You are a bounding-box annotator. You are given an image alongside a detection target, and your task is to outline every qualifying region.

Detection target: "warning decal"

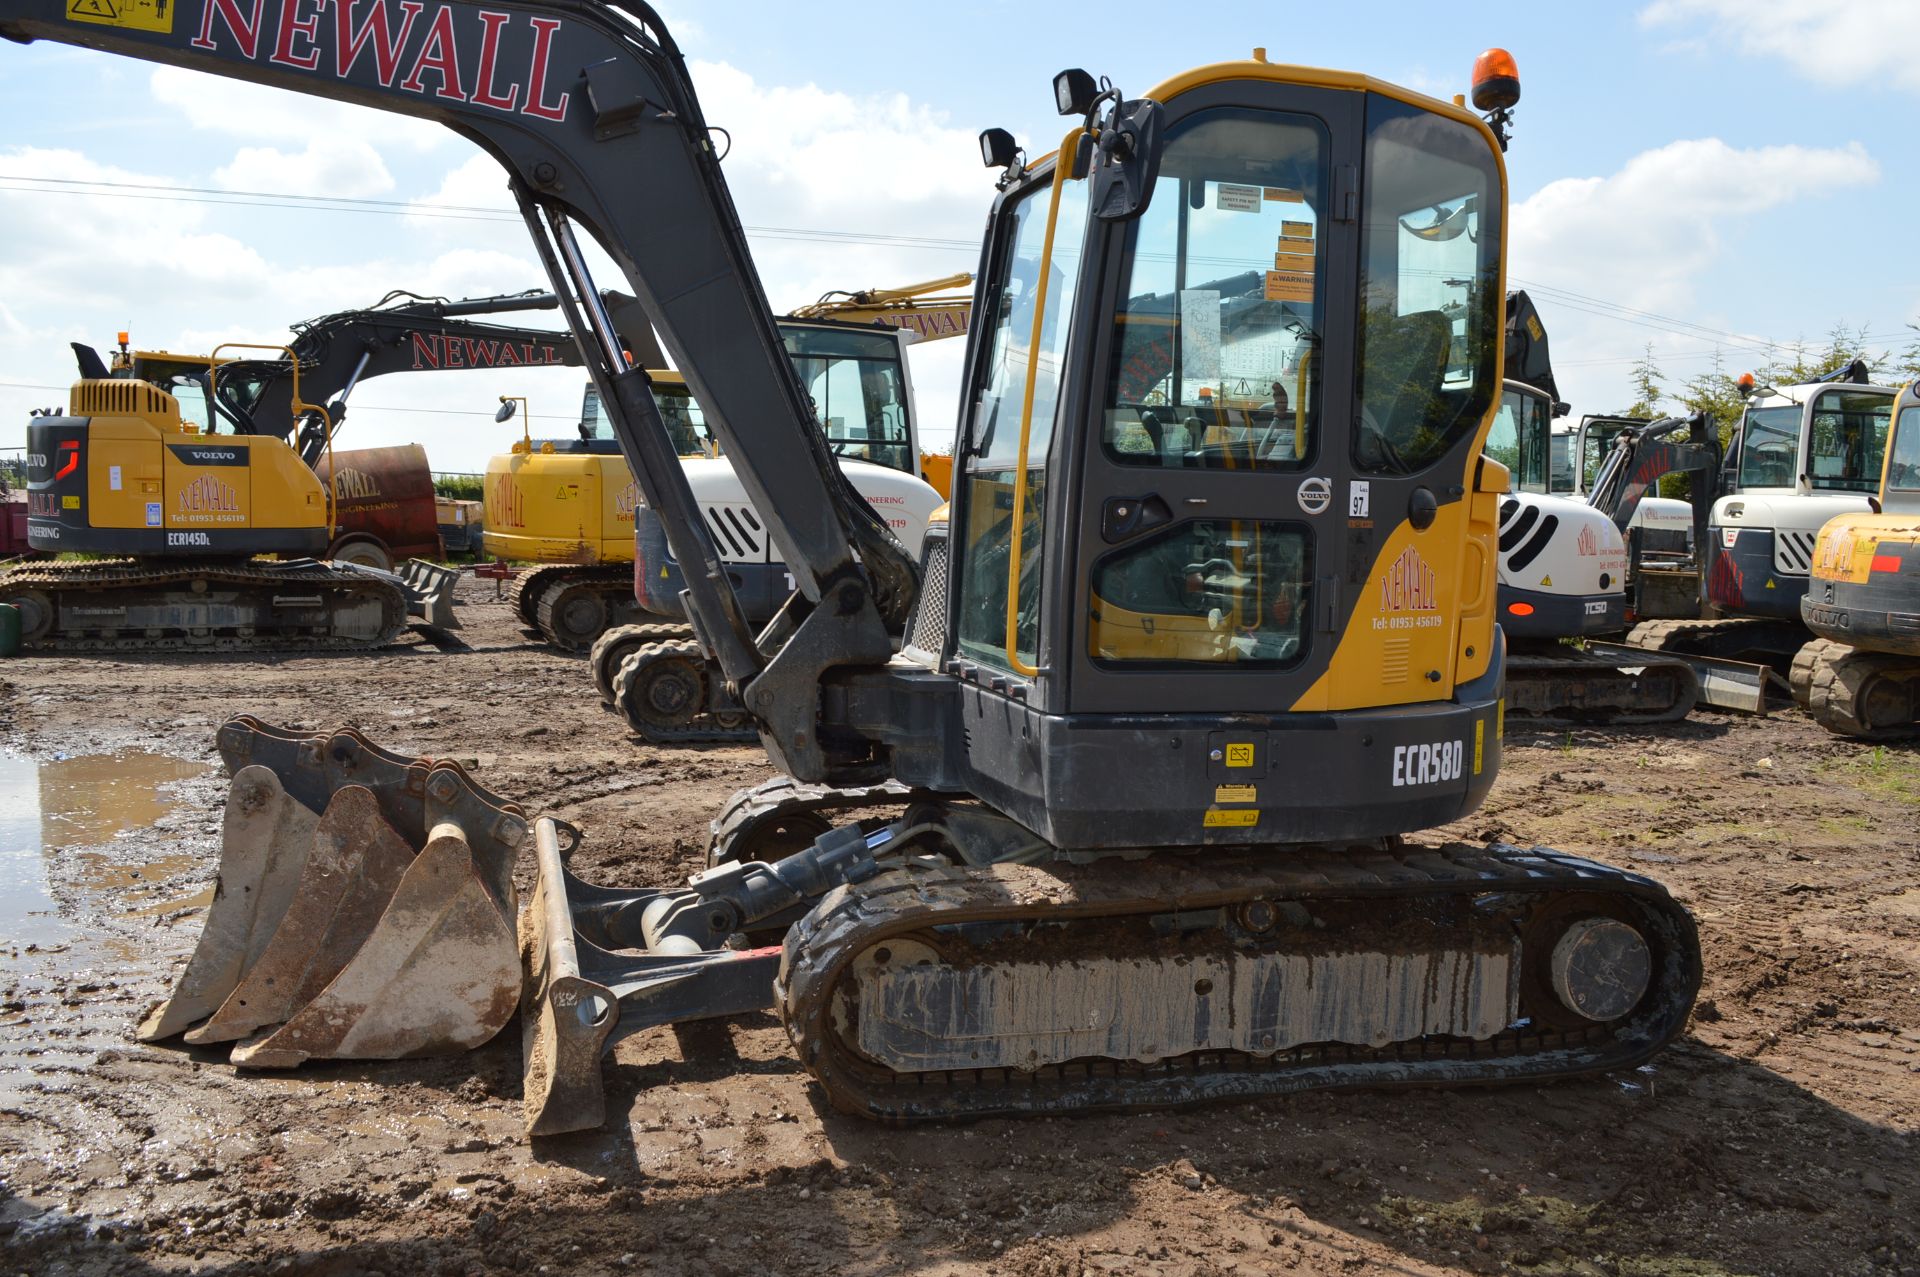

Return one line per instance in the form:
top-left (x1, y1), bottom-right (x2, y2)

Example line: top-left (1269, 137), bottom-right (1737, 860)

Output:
top-left (67, 0), bottom-right (174, 31)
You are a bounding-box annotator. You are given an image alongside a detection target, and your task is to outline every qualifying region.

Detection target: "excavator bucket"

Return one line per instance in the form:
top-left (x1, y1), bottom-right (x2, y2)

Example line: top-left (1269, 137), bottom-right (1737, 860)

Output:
top-left (139, 718), bottom-right (527, 1069)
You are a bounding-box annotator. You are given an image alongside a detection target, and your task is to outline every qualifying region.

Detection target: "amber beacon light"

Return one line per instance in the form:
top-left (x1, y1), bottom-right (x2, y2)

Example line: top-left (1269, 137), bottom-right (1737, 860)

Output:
top-left (1470, 48), bottom-right (1521, 150)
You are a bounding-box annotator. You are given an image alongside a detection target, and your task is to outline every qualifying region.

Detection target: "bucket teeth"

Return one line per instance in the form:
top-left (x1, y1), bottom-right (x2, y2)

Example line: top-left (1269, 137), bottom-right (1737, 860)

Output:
top-left (142, 718), bottom-right (529, 1074)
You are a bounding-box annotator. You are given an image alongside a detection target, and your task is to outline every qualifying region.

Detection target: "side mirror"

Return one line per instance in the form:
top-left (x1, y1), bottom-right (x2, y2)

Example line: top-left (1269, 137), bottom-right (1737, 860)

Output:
top-left (494, 400), bottom-right (517, 423)
top-left (1053, 68), bottom-right (1099, 117)
top-left (1553, 401), bottom-right (1572, 418)
top-left (979, 127), bottom-right (1019, 169)
top-left (1087, 98), bottom-right (1164, 221)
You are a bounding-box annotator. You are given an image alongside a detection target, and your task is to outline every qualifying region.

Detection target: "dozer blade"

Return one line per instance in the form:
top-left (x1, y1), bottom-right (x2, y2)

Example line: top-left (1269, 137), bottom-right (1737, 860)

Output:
top-left (401, 558), bottom-right (462, 631)
top-left (520, 817), bottom-right (781, 1137)
top-left (134, 766), bottom-right (319, 1042)
top-left (143, 718), bottom-right (528, 1068)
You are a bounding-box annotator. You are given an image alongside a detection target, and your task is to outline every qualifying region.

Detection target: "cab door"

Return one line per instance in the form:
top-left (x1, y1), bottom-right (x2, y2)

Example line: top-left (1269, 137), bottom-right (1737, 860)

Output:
top-left (1061, 84), bottom-right (1507, 719)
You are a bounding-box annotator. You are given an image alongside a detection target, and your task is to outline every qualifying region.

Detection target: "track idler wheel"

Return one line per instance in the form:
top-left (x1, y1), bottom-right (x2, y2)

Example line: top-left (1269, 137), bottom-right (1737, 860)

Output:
top-left (536, 582), bottom-right (610, 652)
top-left (1548, 917), bottom-right (1652, 1022)
top-left (0, 587), bottom-right (54, 643)
top-left (614, 641), bottom-right (709, 733)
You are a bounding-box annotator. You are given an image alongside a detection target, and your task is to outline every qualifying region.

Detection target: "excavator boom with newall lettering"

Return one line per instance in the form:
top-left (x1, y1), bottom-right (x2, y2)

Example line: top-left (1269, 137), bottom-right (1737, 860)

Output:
top-left (0, 3), bottom-right (1699, 1134)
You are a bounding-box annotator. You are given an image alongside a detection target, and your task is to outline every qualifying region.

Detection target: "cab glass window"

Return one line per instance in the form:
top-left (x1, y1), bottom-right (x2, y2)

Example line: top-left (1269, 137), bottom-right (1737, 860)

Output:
top-left (784, 326), bottom-right (915, 476)
top-left (1100, 108), bottom-right (1328, 470)
top-left (1806, 388), bottom-right (1890, 493)
top-left (581, 382), bottom-right (713, 456)
top-left (955, 172), bottom-right (1091, 671)
top-left (1736, 405), bottom-right (1801, 488)
top-left (1487, 386), bottom-right (1548, 493)
top-left (1354, 96), bottom-right (1501, 474)
top-left (1890, 404), bottom-right (1920, 491)
top-left (1089, 520), bottom-right (1310, 666)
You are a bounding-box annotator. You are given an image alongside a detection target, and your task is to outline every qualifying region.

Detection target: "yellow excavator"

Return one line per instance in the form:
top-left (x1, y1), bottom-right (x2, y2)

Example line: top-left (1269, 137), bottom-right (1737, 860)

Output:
top-left (1793, 381), bottom-right (1920, 735)
top-left (4, 3), bottom-right (1699, 1138)
top-left (6, 342), bottom-right (428, 651)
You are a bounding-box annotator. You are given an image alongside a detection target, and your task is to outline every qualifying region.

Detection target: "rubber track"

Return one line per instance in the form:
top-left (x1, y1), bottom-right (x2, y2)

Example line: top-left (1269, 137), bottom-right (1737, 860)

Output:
top-left (612, 639), bottom-right (756, 745)
top-left (778, 842), bottom-right (1701, 1122)
top-left (1627, 617), bottom-right (1806, 667)
top-left (590, 622), bottom-right (694, 705)
top-left (1504, 645), bottom-right (1698, 725)
top-left (1794, 638), bottom-right (1920, 738)
top-left (507, 564), bottom-right (578, 629)
top-left (706, 775), bottom-right (950, 868)
top-left (533, 567), bottom-right (640, 651)
top-left (0, 558), bottom-right (408, 653)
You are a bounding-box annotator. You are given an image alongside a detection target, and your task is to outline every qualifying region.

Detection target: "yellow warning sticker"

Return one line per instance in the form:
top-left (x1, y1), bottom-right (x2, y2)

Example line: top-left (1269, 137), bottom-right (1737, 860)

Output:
top-left (1204, 807), bottom-right (1260, 828)
top-left (1281, 220), bottom-right (1314, 239)
top-left (1224, 743), bottom-right (1256, 768)
top-left (1526, 315), bottom-right (1544, 341)
top-left (1264, 187), bottom-right (1306, 203)
top-left (1473, 719), bottom-right (1485, 775)
top-left (1765, 578), bottom-right (1776, 589)
top-left (66, 0), bottom-right (174, 32)
top-left (1214, 784), bottom-right (1257, 804)
top-left (660, 566), bottom-right (670, 578)
top-left (62, 495), bottom-right (80, 509)
top-left (1539, 574), bottom-right (1553, 588)
top-left (1497, 698), bottom-right (1506, 739)
top-left (1264, 270), bottom-right (1314, 303)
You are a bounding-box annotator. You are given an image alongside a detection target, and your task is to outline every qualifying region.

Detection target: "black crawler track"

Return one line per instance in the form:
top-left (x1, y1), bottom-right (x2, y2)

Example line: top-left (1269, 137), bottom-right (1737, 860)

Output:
top-left (777, 842), bottom-right (1701, 1121)
top-left (0, 557), bottom-right (408, 653)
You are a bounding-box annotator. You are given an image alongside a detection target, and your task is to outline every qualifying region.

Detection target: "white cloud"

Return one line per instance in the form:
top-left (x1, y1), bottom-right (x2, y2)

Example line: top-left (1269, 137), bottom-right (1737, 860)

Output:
top-left (1511, 138), bottom-right (1880, 410)
top-left (2, 56), bottom-right (997, 467)
top-left (213, 137), bottom-right (396, 200)
top-left (1640, 1), bottom-right (1920, 92)
top-left (149, 66), bottom-right (448, 153)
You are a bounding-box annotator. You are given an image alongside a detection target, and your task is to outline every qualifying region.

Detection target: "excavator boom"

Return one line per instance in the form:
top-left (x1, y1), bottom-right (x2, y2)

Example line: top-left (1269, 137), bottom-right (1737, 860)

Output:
top-left (186, 287), bottom-right (661, 466)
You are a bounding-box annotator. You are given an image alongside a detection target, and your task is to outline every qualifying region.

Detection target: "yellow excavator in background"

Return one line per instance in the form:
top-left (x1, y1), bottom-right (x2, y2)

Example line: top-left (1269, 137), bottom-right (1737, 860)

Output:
top-left (5, 338), bottom-right (441, 651)
top-left (4, 1), bottom-right (1700, 1141)
top-left (487, 316), bottom-right (945, 650)
top-left (1794, 381), bottom-right (1920, 735)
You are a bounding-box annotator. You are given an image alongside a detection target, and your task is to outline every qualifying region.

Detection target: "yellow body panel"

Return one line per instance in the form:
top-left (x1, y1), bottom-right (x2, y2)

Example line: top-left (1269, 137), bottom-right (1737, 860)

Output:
top-left (919, 453), bottom-right (953, 500)
top-left (1811, 514), bottom-right (1920, 585)
top-left (482, 451), bottom-right (637, 564)
top-left (71, 380), bottom-right (326, 535)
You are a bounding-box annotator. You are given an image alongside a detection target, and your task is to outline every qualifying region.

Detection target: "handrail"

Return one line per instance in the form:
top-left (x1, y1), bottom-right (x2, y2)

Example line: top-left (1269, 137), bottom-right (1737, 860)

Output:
top-left (1003, 129), bottom-right (1084, 678)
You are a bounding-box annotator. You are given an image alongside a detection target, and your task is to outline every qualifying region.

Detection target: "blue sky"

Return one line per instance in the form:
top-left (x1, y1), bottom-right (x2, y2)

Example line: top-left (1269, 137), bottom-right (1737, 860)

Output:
top-left (1, 0), bottom-right (1913, 470)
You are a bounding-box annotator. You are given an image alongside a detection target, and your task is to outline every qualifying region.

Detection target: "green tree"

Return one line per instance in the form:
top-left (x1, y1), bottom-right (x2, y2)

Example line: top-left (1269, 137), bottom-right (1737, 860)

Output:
top-left (1677, 347), bottom-right (1748, 450)
top-left (1622, 343), bottom-right (1664, 417)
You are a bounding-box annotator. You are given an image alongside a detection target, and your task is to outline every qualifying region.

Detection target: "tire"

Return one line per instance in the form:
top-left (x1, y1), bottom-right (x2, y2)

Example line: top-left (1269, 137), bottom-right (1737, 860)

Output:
top-left (328, 538), bottom-right (393, 572)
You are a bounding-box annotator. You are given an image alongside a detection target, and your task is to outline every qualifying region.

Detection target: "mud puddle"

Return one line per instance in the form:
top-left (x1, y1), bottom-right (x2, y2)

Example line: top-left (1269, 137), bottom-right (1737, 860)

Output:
top-left (0, 747), bottom-right (216, 1105)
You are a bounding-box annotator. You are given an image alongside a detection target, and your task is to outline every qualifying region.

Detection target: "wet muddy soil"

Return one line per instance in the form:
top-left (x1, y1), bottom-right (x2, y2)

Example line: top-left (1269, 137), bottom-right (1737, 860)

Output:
top-left (1, 577), bottom-right (1915, 1276)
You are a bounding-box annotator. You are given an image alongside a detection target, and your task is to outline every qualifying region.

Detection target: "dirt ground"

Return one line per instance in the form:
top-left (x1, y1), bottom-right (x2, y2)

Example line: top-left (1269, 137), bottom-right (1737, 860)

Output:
top-left (1, 577), bottom-right (1915, 1277)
